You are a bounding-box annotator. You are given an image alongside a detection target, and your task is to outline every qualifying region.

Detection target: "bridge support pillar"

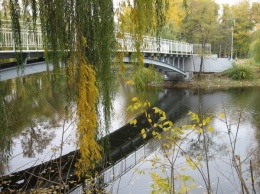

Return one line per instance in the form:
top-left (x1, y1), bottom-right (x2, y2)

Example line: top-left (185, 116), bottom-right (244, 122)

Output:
top-left (160, 55), bottom-right (167, 63)
top-left (169, 56), bottom-right (175, 66)
top-left (23, 54), bottom-right (28, 65)
top-left (183, 56), bottom-right (189, 71)
top-left (183, 55), bottom-right (192, 72)
top-left (182, 57), bottom-right (185, 71)
top-left (165, 56), bottom-right (168, 64)
top-left (173, 56), bottom-right (178, 66)
top-left (185, 72), bottom-right (190, 79)
top-left (161, 55), bottom-right (165, 62)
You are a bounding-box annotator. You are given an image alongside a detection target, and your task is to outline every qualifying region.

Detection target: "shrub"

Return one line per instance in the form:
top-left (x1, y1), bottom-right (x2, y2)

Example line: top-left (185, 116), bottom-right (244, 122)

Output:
top-left (224, 64), bottom-right (258, 81)
top-left (130, 65), bottom-right (164, 88)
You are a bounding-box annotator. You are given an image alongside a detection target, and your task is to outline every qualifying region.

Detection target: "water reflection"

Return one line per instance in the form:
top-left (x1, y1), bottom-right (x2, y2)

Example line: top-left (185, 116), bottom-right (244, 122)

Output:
top-left (107, 87), bottom-right (260, 194)
top-left (0, 72), bottom-right (69, 175)
top-left (21, 126), bottom-right (55, 158)
top-left (1, 69), bottom-right (260, 193)
top-left (0, 71), bottom-right (164, 177)
top-left (182, 131), bottom-right (229, 161)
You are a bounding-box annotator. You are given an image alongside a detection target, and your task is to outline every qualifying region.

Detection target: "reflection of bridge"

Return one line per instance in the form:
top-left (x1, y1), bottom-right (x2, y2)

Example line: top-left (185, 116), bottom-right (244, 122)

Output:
top-left (70, 139), bottom-right (157, 194)
top-left (0, 85), bottom-right (189, 193)
top-left (0, 20), bottom-right (211, 78)
top-left (71, 89), bottom-right (190, 193)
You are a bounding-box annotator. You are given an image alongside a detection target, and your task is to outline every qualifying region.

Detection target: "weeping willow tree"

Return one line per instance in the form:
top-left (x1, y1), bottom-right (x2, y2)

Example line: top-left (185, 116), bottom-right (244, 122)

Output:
top-left (116, 0), bottom-right (168, 93)
top-left (249, 38), bottom-right (260, 63)
top-left (117, 0), bottom-right (168, 43)
top-left (1, 0), bottom-right (169, 179)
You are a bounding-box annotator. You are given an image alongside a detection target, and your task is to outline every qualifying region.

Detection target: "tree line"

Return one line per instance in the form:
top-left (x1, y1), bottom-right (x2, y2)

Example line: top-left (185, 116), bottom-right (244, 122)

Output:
top-left (118, 0), bottom-right (260, 60)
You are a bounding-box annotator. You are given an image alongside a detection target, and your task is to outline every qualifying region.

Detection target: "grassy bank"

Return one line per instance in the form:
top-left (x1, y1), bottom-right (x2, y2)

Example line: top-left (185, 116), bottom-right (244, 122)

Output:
top-left (163, 60), bottom-right (260, 89)
top-left (164, 75), bottom-right (260, 89)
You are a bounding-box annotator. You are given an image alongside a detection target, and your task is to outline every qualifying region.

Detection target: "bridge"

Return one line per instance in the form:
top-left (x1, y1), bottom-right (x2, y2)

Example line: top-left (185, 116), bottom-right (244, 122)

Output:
top-left (0, 20), bottom-right (211, 78)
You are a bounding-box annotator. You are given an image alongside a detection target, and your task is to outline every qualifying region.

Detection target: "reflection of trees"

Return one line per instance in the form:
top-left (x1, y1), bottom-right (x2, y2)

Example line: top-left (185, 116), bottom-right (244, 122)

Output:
top-left (182, 132), bottom-right (228, 161)
top-left (249, 90), bottom-right (260, 192)
top-left (117, 84), bottom-right (161, 123)
top-left (1, 73), bottom-right (67, 133)
top-left (230, 87), bottom-right (260, 192)
top-left (0, 81), bottom-right (14, 175)
top-left (0, 72), bottom-right (72, 173)
top-left (21, 126), bottom-right (55, 158)
top-left (0, 138), bottom-right (12, 175)
top-left (250, 94), bottom-right (260, 193)
top-left (248, 143), bottom-right (260, 193)
top-left (254, 111), bottom-right (260, 192)
top-left (253, 147), bottom-right (260, 193)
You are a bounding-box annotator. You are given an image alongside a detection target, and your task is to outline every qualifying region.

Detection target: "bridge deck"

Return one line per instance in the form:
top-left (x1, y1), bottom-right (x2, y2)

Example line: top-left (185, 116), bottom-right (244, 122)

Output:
top-left (0, 20), bottom-right (211, 56)
top-left (0, 21), bottom-right (211, 76)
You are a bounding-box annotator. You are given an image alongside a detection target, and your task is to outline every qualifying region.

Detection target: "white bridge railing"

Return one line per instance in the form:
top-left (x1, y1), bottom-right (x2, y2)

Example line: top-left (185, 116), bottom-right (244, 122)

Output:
top-left (0, 20), bottom-right (210, 55)
top-left (0, 20), bottom-right (43, 51)
top-left (116, 33), bottom-right (194, 54)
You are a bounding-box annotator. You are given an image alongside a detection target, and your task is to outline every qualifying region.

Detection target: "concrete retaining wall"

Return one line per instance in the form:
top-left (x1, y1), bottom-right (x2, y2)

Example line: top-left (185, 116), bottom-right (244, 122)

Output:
top-left (192, 54), bottom-right (232, 73)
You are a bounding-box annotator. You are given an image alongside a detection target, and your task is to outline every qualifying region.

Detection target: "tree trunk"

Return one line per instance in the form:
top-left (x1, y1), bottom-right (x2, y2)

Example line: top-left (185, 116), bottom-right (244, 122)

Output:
top-left (198, 55), bottom-right (204, 78)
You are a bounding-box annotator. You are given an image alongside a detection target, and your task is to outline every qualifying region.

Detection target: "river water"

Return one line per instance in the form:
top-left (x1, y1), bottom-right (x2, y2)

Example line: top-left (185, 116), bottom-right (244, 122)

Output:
top-left (0, 71), bottom-right (259, 193)
top-left (106, 87), bottom-right (260, 194)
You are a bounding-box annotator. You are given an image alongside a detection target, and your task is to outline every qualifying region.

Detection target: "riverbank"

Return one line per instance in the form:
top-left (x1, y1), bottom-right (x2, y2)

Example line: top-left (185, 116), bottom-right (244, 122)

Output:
top-left (162, 59), bottom-right (260, 89)
top-left (163, 72), bottom-right (260, 89)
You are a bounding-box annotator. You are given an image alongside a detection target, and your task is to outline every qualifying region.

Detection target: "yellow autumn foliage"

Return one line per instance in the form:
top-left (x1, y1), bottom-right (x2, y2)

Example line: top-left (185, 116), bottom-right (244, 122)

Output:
top-left (166, 0), bottom-right (185, 26)
top-left (74, 35), bottom-right (102, 178)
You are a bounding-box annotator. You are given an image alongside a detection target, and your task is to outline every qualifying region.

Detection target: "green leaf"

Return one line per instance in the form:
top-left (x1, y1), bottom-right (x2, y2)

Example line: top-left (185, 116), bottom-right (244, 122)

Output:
top-left (202, 116), bottom-right (211, 126)
top-left (163, 121), bottom-right (169, 126)
top-left (159, 117), bottom-right (166, 121)
top-left (198, 128), bottom-right (203, 134)
top-left (190, 112), bottom-right (200, 123)
top-left (218, 113), bottom-right (225, 119)
top-left (162, 167), bottom-right (166, 174)
top-left (130, 119), bottom-right (137, 125)
top-left (182, 175), bottom-right (191, 181)
top-left (126, 80), bottom-right (135, 85)
top-left (131, 97), bottom-right (138, 102)
top-left (168, 121), bottom-right (173, 127)
top-left (163, 127), bottom-right (169, 132)
top-left (153, 107), bottom-right (159, 113)
top-left (207, 126), bottom-right (214, 132)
